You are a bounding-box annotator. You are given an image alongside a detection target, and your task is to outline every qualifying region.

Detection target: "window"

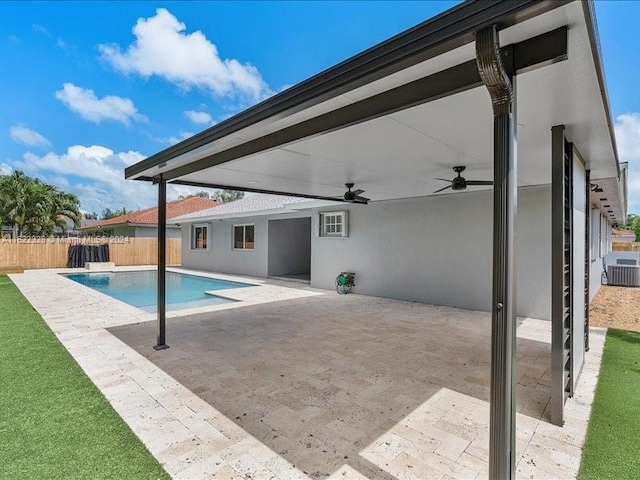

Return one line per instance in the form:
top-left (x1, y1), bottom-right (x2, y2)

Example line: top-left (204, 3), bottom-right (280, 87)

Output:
top-left (600, 215), bottom-right (608, 257)
top-left (320, 211), bottom-right (348, 237)
top-left (191, 224), bottom-right (208, 250)
top-left (233, 224), bottom-right (255, 250)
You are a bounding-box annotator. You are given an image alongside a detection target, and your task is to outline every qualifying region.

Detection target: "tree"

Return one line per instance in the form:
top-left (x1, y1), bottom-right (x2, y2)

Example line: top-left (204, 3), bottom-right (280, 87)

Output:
top-left (177, 189), bottom-right (244, 203)
top-left (622, 213), bottom-right (638, 229)
top-left (619, 213), bottom-right (640, 241)
top-left (0, 170), bottom-right (81, 236)
top-left (178, 191), bottom-right (210, 200)
top-left (212, 189), bottom-right (244, 204)
top-left (84, 212), bottom-right (98, 220)
top-left (101, 207), bottom-right (130, 220)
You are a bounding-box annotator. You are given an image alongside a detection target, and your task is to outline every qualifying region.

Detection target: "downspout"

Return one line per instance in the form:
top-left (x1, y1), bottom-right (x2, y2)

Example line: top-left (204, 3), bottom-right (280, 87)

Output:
top-left (476, 25), bottom-right (517, 480)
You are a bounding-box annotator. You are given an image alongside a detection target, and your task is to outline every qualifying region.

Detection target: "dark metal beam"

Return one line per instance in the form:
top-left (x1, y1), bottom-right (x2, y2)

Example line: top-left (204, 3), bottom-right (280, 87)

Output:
top-left (154, 176), bottom-right (169, 350)
top-left (125, 0), bottom-right (566, 180)
top-left (476, 25), bottom-right (517, 479)
top-left (149, 177), bottom-right (349, 203)
top-left (139, 27), bottom-right (566, 184)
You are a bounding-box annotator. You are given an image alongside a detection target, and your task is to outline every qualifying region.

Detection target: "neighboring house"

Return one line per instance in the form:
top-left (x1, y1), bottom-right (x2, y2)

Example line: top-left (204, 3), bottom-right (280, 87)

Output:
top-left (127, 0), bottom-right (628, 437)
top-left (79, 197), bottom-right (218, 238)
top-left (612, 228), bottom-right (636, 244)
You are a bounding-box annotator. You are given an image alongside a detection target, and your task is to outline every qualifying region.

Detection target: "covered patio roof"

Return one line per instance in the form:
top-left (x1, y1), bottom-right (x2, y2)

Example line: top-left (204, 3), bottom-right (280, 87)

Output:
top-left (125, 1), bottom-right (624, 477)
top-left (126, 0), bottom-right (623, 222)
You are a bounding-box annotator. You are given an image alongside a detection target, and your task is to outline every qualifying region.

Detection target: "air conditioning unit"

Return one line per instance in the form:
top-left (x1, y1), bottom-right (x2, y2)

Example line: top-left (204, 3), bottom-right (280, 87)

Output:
top-left (608, 265), bottom-right (640, 287)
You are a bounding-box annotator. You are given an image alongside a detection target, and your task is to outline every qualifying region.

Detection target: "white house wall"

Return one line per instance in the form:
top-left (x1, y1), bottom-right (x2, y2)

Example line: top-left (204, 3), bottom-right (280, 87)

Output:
top-left (310, 185), bottom-right (553, 320)
top-left (180, 216), bottom-right (269, 278)
top-left (180, 211), bottom-right (315, 278)
top-left (588, 207), bottom-right (612, 302)
top-left (176, 185), bottom-right (615, 322)
top-left (572, 158), bottom-right (587, 384)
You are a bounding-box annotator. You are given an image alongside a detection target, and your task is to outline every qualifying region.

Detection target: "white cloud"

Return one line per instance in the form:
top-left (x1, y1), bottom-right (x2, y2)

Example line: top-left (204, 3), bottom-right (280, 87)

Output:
top-left (184, 110), bottom-right (213, 125)
top-left (614, 113), bottom-right (640, 215)
top-left (32, 24), bottom-right (51, 37)
top-left (0, 163), bottom-right (12, 175)
top-left (10, 145), bottom-right (204, 212)
top-left (99, 8), bottom-right (271, 101)
top-left (9, 125), bottom-right (51, 148)
top-left (55, 83), bottom-right (146, 124)
top-left (32, 24), bottom-right (66, 49)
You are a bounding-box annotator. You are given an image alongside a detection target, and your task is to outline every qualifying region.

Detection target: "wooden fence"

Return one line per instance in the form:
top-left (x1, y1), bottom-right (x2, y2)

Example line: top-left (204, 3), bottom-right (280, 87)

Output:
top-left (613, 242), bottom-right (640, 252)
top-left (0, 237), bottom-right (181, 269)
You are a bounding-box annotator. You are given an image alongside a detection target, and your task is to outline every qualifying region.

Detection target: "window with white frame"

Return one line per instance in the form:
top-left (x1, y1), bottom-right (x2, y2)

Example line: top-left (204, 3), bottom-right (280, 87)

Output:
top-left (319, 211), bottom-right (348, 237)
top-left (600, 215), bottom-right (608, 257)
top-left (191, 224), bottom-right (208, 249)
top-left (233, 224), bottom-right (255, 250)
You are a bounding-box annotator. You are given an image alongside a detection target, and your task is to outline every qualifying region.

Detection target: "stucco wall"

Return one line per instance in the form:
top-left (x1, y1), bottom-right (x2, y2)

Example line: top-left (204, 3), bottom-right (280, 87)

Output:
top-left (268, 218), bottom-right (311, 276)
top-left (180, 217), bottom-right (270, 278)
top-left (310, 186), bottom-right (553, 320)
top-left (572, 158), bottom-right (587, 381)
top-left (589, 208), bottom-right (613, 301)
top-left (179, 187), bottom-right (559, 320)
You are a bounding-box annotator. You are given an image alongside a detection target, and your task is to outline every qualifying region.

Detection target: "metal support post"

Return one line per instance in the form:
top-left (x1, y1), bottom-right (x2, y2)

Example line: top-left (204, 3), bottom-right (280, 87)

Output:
top-left (154, 175), bottom-right (169, 350)
top-left (476, 25), bottom-right (517, 480)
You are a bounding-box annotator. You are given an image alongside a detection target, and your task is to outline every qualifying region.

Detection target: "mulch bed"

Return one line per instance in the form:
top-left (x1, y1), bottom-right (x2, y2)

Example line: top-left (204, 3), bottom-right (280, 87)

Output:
top-left (590, 285), bottom-right (640, 332)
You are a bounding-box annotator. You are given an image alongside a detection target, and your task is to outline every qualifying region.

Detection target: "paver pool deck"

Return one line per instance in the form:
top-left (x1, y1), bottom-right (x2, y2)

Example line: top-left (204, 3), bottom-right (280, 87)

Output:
top-left (10, 267), bottom-right (604, 479)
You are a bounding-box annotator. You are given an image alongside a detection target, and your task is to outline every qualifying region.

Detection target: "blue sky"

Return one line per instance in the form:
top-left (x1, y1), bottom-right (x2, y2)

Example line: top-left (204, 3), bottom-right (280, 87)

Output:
top-left (1, 1), bottom-right (639, 215)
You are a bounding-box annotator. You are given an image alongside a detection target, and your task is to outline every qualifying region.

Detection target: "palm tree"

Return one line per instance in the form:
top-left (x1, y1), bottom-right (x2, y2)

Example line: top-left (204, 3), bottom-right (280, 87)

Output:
top-left (0, 171), bottom-right (29, 237)
top-left (0, 171), bottom-right (81, 237)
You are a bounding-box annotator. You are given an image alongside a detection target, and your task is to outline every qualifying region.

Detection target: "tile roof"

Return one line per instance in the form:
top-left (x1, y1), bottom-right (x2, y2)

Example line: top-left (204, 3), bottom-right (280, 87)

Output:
top-left (171, 194), bottom-right (323, 222)
top-left (80, 197), bottom-right (219, 229)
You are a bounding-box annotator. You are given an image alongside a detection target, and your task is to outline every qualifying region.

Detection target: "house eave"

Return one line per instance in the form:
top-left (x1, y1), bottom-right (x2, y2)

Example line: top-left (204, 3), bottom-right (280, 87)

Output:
top-left (125, 0), bottom-right (567, 181)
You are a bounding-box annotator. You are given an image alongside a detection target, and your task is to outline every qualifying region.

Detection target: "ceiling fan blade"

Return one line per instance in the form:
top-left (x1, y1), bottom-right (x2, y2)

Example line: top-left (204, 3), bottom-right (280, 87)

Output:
top-left (434, 178), bottom-right (452, 183)
top-left (465, 180), bottom-right (494, 186)
top-left (354, 195), bottom-right (369, 204)
top-left (433, 185), bottom-right (452, 193)
top-left (352, 189), bottom-right (365, 196)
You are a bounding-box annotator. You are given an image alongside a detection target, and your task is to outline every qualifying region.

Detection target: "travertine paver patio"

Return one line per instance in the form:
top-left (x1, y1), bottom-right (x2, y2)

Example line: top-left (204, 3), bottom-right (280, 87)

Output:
top-left (10, 268), bottom-right (604, 479)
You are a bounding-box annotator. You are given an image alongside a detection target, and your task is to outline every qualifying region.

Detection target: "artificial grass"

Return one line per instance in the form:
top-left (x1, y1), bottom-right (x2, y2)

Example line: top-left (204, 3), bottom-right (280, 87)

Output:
top-left (0, 275), bottom-right (169, 479)
top-left (578, 328), bottom-right (640, 480)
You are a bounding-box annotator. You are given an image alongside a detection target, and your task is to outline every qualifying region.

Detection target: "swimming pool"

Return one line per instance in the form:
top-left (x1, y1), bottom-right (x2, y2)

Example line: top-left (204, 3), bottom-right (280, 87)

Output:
top-left (63, 270), bottom-right (252, 312)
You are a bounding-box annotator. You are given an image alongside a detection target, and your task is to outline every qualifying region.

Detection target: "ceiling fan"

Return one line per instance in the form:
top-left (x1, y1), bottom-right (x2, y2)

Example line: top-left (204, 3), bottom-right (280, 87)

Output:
top-left (433, 166), bottom-right (493, 193)
top-left (342, 183), bottom-right (369, 204)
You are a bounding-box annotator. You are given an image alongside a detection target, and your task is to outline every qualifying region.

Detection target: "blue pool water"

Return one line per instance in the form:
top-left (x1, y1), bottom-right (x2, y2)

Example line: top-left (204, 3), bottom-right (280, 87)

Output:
top-left (63, 270), bottom-right (252, 312)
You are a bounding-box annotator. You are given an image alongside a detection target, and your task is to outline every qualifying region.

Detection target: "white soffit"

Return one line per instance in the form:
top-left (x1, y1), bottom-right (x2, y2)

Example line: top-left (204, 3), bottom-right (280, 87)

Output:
top-left (155, 1), bottom-right (617, 208)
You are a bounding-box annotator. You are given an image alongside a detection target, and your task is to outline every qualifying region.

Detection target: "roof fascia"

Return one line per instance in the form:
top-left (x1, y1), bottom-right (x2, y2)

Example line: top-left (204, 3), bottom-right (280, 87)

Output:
top-left (581, 0), bottom-right (621, 178)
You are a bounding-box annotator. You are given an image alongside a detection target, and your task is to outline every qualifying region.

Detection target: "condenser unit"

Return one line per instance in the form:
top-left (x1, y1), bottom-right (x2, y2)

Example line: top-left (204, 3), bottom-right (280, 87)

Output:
top-left (607, 265), bottom-right (640, 287)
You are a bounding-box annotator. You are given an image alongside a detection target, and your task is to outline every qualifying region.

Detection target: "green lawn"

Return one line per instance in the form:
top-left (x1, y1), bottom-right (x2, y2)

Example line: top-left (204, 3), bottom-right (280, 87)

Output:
top-left (578, 328), bottom-right (640, 479)
top-left (0, 275), bottom-right (169, 479)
